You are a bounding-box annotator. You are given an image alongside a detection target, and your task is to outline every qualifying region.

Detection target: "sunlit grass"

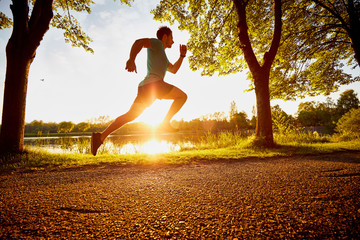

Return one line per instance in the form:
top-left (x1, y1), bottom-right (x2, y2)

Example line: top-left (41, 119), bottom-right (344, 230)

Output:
top-left (1, 131), bottom-right (359, 172)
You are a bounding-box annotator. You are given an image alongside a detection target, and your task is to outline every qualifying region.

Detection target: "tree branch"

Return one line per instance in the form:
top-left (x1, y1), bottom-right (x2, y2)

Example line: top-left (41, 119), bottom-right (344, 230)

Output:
top-left (233, 0), bottom-right (260, 73)
top-left (9, 0), bottom-right (29, 47)
top-left (210, 7), bottom-right (234, 43)
top-left (28, 0), bottom-right (54, 55)
top-left (263, 0), bottom-right (282, 69)
top-left (311, 0), bottom-right (350, 32)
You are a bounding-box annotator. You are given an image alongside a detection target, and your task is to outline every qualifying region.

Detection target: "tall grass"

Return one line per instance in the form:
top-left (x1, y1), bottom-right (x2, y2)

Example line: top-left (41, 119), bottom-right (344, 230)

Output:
top-left (197, 131), bottom-right (335, 149)
top-left (274, 131), bottom-right (331, 144)
top-left (197, 132), bottom-right (247, 149)
top-left (1, 131), bottom-right (359, 172)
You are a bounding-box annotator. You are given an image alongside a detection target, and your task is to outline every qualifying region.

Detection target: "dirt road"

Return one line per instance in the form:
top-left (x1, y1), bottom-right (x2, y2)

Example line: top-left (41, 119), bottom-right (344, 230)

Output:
top-left (1, 152), bottom-right (359, 239)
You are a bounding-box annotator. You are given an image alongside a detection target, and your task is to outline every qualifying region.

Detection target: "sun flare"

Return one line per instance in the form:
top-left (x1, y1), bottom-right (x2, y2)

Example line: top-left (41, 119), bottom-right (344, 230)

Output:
top-left (135, 100), bottom-right (170, 127)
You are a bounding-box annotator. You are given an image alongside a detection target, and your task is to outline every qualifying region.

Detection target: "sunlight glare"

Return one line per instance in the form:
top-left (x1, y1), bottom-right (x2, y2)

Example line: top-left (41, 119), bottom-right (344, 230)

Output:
top-left (103, 138), bottom-right (181, 154)
top-left (135, 100), bottom-right (170, 127)
top-left (142, 139), bottom-right (180, 154)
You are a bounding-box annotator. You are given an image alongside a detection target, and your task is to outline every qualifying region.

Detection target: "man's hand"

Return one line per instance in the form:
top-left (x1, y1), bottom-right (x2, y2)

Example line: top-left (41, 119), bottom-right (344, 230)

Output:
top-left (125, 59), bottom-right (137, 73)
top-left (180, 44), bottom-right (187, 57)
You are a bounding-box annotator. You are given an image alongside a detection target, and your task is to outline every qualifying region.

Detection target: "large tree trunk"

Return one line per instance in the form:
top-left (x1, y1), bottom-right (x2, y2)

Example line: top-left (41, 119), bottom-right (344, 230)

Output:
top-left (253, 69), bottom-right (274, 147)
top-left (233, 0), bottom-right (281, 147)
top-left (0, 0), bottom-right (53, 153)
top-left (348, 0), bottom-right (360, 67)
top-left (0, 39), bottom-right (32, 152)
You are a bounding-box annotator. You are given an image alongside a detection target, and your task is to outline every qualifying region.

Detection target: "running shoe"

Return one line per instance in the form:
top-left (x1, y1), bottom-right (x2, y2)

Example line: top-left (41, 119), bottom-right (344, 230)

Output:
top-left (91, 132), bottom-right (103, 156)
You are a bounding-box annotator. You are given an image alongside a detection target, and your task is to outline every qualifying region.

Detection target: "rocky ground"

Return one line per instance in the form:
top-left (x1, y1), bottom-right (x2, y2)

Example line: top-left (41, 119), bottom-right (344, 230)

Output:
top-left (1, 151), bottom-right (359, 239)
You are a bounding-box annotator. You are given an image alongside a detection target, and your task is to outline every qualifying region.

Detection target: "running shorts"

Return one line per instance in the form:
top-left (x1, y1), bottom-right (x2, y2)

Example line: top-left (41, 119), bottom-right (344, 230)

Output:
top-left (133, 80), bottom-right (175, 107)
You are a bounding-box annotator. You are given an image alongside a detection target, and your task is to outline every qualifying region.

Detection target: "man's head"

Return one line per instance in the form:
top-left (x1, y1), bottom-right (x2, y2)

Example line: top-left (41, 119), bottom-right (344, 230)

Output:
top-left (157, 26), bottom-right (174, 49)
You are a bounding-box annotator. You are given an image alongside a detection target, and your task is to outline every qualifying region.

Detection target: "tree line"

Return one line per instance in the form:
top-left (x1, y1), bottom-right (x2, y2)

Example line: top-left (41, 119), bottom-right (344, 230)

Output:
top-left (22, 89), bottom-right (359, 137)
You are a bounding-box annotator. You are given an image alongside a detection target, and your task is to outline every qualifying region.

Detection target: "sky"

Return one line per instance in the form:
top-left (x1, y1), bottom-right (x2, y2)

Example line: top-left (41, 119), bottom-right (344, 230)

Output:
top-left (0, 0), bottom-right (359, 125)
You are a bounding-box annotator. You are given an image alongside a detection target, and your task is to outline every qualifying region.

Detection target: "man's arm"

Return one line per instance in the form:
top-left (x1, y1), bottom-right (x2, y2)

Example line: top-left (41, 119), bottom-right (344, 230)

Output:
top-left (125, 38), bottom-right (151, 73)
top-left (168, 44), bottom-right (187, 74)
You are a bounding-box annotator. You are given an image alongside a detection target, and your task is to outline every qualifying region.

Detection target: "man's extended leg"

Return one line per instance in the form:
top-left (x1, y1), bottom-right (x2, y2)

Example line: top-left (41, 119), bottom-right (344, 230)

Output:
top-left (160, 86), bottom-right (187, 131)
top-left (91, 102), bottom-right (147, 155)
top-left (100, 103), bottom-right (147, 142)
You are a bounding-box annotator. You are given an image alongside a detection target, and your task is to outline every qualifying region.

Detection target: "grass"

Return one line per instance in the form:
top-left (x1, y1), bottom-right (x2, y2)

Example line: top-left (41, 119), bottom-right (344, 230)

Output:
top-left (24, 132), bottom-right (92, 137)
top-left (1, 132), bottom-right (360, 172)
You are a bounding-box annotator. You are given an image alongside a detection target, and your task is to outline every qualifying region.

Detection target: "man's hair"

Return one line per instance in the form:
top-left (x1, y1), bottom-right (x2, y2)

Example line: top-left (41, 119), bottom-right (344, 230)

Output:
top-left (156, 26), bottom-right (172, 40)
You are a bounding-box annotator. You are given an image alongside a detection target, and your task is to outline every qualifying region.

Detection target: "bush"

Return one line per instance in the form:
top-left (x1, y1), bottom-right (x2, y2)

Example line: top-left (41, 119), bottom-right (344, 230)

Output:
top-left (274, 131), bottom-right (330, 144)
top-left (335, 108), bottom-right (360, 138)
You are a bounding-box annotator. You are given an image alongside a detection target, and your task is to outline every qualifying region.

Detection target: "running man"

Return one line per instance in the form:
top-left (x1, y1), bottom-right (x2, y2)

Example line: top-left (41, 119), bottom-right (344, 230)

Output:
top-left (91, 26), bottom-right (188, 156)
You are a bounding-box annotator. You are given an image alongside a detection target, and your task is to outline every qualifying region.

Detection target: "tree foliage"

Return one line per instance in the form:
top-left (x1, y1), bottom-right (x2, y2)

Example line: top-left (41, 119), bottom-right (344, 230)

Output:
top-left (297, 101), bottom-right (336, 128)
top-left (336, 89), bottom-right (360, 116)
top-left (152, 0), bottom-right (272, 76)
top-left (271, 0), bottom-right (360, 100)
top-left (57, 121), bottom-right (75, 133)
top-left (335, 108), bottom-right (360, 137)
top-left (50, 0), bottom-right (96, 53)
top-left (229, 101), bottom-right (250, 130)
top-left (152, 0), bottom-right (359, 101)
top-left (310, 0), bottom-right (360, 66)
top-left (76, 122), bottom-right (90, 132)
top-left (1, 0), bottom-right (133, 53)
top-left (0, 12), bottom-right (12, 30)
top-left (271, 104), bottom-right (296, 134)
top-left (296, 89), bottom-right (360, 133)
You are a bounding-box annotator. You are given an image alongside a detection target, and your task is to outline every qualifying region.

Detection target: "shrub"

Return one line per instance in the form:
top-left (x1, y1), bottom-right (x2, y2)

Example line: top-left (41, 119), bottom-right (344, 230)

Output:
top-left (274, 131), bottom-right (330, 144)
top-left (335, 108), bottom-right (360, 138)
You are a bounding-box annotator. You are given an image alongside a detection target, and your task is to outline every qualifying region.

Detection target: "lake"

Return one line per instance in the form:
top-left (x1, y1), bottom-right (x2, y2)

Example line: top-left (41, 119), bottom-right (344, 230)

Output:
top-left (24, 133), bottom-right (203, 154)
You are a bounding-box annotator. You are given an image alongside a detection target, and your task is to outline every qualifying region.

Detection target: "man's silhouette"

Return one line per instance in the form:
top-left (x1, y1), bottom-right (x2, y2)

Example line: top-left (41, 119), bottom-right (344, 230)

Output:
top-left (91, 26), bottom-right (187, 156)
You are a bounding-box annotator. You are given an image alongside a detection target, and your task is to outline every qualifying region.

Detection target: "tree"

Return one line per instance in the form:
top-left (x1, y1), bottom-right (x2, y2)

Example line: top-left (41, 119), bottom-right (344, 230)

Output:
top-left (0, 0), bottom-right (132, 153)
top-left (230, 101), bottom-right (250, 131)
top-left (153, 0), bottom-right (282, 147)
top-left (57, 121), bottom-right (75, 134)
top-left (25, 120), bottom-right (44, 134)
top-left (229, 101), bottom-right (238, 121)
top-left (297, 101), bottom-right (335, 127)
top-left (335, 108), bottom-right (360, 137)
top-left (76, 122), bottom-right (90, 132)
top-left (271, 105), bottom-right (294, 134)
top-left (297, 102), bottom-right (318, 127)
top-left (233, 111), bottom-right (250, 130)
top-left (336, 89), bottom-right (360, 116)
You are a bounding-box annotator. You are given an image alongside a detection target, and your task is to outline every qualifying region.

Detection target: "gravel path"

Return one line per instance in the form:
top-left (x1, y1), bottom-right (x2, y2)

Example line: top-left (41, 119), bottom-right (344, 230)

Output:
top-left (1, 152), bottom-right (360, 239)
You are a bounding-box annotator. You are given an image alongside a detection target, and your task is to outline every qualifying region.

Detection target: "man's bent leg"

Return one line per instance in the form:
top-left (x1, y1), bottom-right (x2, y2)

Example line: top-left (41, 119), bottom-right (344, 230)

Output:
top-left (161, 86), bottom-right (187, 128)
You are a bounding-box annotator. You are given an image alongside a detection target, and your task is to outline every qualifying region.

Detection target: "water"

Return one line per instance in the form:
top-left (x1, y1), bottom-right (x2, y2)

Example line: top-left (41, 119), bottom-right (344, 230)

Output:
top-left (24, 133), bottom-right (201, 154)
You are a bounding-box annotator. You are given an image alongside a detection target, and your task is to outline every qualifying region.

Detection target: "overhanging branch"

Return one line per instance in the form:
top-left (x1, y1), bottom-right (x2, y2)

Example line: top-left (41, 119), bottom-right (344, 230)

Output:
top-left (28, 0), bottom-right (54, 55)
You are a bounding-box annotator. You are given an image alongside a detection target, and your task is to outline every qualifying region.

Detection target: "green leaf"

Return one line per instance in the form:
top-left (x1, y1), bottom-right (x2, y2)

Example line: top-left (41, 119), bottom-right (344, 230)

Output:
top-left (0, 12), bottom-right (12, 30)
